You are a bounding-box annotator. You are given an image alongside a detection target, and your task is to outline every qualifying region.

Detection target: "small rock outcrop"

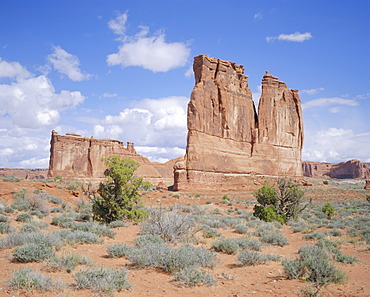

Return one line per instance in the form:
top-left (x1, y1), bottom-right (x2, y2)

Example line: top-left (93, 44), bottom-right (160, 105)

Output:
top-left (365, 180), bottom-right (370, 190)
top-left (302, 160), bottom-right (370, 179)
top-left (47, 131), bottom-right (173, 182)
top-left (174, 55), bottom-right (304, 190)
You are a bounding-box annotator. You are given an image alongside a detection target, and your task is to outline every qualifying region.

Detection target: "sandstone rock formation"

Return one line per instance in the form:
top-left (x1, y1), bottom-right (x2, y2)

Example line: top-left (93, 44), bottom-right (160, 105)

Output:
top-left (174, 55), bottom-right (304, 190)
top-left (303, 160), bottom-right (370, 179)
top-left (365, 180), bottom-right (370, 190)
top-left (48, 130), bottom-right (174, 183)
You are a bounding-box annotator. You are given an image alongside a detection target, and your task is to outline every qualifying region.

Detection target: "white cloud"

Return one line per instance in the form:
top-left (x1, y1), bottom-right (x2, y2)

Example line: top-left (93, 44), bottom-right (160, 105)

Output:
top-left (108, 12), bottom-right (128, 35)
top-left (0, 71), bottom-right (85, 128)
top-left (302, 97), bottom-right (359, 110)
top-left (19, 157), bottom-right (49, 168)
top-left (303, 128), bottom-right (370, 163)
top-left (266, 32), bottom-right (313, 43)
top-left (0, 58), bottom-right (32, 79)
top-left (301, 87), bottom-right (325, 95)
top-left (254, 13), bottom-right (263, 20)
top-left (93, 96), bottom-right (188, 152)
top-left (46, 46), bottom-right (92, 81)
top-left (107, 12), bottom-right (190, 72)
top-left (101, 92), bottom-right (118, 98)
top-left (0, 148), bottom-right (14, 156)
top-left (185, 65), bottom-right (193, 78)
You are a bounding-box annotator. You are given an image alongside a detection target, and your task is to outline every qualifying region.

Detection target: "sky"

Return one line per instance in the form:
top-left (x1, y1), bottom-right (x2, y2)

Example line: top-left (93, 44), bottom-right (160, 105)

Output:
top-left (0, 0), bottom-right (369, 168)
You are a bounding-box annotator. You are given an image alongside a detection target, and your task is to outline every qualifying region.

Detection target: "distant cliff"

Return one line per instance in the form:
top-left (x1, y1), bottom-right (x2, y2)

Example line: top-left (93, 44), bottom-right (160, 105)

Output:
top-left (302, 159), bottom-right (370, 179)
top-left (47, 130), bottom-right (174, 182)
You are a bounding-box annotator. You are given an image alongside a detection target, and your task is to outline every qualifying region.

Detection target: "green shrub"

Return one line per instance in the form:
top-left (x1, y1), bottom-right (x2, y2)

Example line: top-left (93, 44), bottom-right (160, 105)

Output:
top-left (203, 228), bottom-right (221, 238)
top-left (92, 156), bottom-right (147, 223)
top-left (71, 222), bottom-right (116, 238)
top-left (135, 234), bottom-right (165, 247)
top-left (73, 266), bottom-right (131, 294)
top-left (65, 230), bottom-right (103, 245)
top-left (13, 243), bottom-right (55, 262)
top-left (253, 178), bottom-right (308, 224)
top-left (323, 180), bottom-right (329, 185)
top-left (303, 231), bottom-right (326, 241)
top-left (233, 223), bottom-right (248, 234)
top-left (322, 202), bottom-right (335, 219)
top-left (9, 267), bottom-right (64, 293)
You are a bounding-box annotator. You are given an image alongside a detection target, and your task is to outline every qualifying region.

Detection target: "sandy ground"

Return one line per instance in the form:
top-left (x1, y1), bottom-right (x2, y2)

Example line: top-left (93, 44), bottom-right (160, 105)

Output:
top-left (0, 177), bottom-right (369, 297)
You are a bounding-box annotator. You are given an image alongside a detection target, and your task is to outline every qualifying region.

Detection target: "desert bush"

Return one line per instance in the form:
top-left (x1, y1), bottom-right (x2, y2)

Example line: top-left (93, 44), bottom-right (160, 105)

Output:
top-left (13, 243), bottom-right (55, 262)
top-left (51, 215), bottom-right (76, 228)
top-left (233, 223), bottom-right (248, 234)
top-left (260, 232), bottom-right (289, 246)
top-left (0, 214), bottom-right (9, 222)
top-left (237, 250), bottom-right (281, 266)
top-left (91, 156), bottom-right (147, 223)
top-left (322, 202), bottom-right (335, 219)
top-left (65, 230), bottom-right (103, 245)
top-left (0, 222), bottom-right (13, 234)
top-left (253, 178), bottom-right (308, 224)
top-left (141, 208), bottom-right (199, 243)
top-left (303, 231), bottom-right (326, 241)
top-left (48, 196), bottom-right (63, 205)
top-left (173, 267), bottom-right (217, 287)
top-left (202, 228), bottom-right (221, 238)
top-left (3, 175), bottom-right (21, 182)
top-left (73, 266), bottom-right (131, 294)
top-left (235, 238), bottom-right (262, 251)
top-left (44, 253), bottom-right (92, 273)
top-left (107, 243), bottom-right (134, 258)
top-left (50, 207), bottom-right (63, 213)
top-left (4, 205), bottom-right (14, 213)
top-left (71, 221), bottom-right (116, 238)
top-left (282, 245), bottom-right (347, 295)
top-left (211, 238), bottom-right (239, 254)
top-left (0, 231), bottom-right (64, 250)
top-left (9, 267), bottom-right (64, 293)
top-left (20, 224), bottom-right (40, 233)
top-left (16, 212), bottom-right (33, 223)
top-left (135, 234), bottom-right (165, 247)
top-left (327, 229), bottom-right (342, 237)
top-left (108, 220), bottom-right (126, 228)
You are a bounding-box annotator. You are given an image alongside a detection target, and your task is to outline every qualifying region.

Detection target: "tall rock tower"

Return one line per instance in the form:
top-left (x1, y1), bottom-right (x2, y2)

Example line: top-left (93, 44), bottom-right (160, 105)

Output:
top-left (174, 55), bottom-right (304, 190)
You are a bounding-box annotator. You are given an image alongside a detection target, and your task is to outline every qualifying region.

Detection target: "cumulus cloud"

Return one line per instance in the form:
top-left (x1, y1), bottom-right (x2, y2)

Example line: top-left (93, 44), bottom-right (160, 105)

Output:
top-left (0, 58), bottom-right (32, 79)
top-left (93, 96), bottom-right (188, 153)
top-left (0, 69), bottom-right (85, 128)
top-left (107, 12), bottom-right (190, 72)
top-left (302, 97), bottom-right (359, 110)
top-left (20, 157), bottom-right (49, 168)
top-left (266, 32), bottom-right (313, 43)
top-left (46, 46), bottom-right (92, 81)
top-left (301, 87), bottom-right (325, 95)
top-left (303, 128), bottom-right (370, 163)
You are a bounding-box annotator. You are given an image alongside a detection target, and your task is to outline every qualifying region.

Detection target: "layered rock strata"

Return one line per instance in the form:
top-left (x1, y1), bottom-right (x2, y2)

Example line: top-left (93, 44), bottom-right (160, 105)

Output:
top-left (303, 160), bottom-right (370, 179)
top-left (48, 131), bottom-right (173, 182)
top-left (174, 55), bottom-right (303, 190)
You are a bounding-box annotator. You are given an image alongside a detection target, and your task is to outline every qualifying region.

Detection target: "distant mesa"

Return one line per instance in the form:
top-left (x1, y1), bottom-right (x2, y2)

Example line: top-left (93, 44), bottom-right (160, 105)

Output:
top-left (303, 159), bottom-right (370, 179)
top-left (173, 55), bottom-right (304, 190)
top-left (47, 130), bottom-right (175, 183)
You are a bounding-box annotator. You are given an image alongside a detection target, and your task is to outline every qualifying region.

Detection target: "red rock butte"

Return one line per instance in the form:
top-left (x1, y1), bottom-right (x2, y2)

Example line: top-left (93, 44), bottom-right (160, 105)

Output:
top-left (47, 130), bottom-right (176, 184)
top-left (174, 55), bottom-right (304, 190)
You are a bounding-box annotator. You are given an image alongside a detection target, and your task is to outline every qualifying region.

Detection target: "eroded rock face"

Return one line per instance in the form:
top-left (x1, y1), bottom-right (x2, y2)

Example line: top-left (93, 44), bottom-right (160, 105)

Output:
top-left (174, 55), bottom-right (304, 190)
top-left (48, 130), bottom-right (173, 182)
top-left (303, 160), bottom-right (370, 179)
top-left (365, 180), bottom-right (370, 190)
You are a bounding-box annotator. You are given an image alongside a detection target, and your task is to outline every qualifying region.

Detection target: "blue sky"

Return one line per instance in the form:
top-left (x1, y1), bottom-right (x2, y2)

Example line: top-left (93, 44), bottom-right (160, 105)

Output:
top-left (0, 0), bottom-right (369, 168)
